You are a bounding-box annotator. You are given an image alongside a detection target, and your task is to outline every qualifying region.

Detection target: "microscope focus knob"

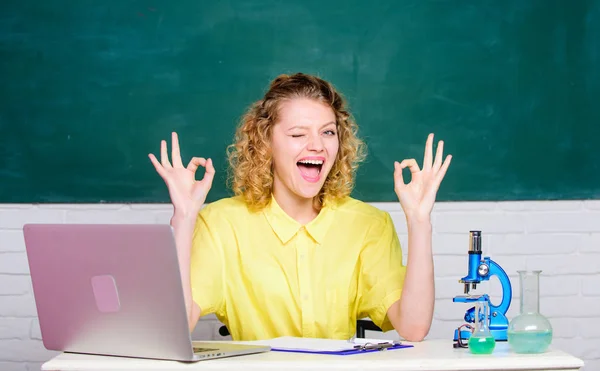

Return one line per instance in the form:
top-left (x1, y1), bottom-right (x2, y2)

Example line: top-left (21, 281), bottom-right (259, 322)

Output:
top-left (478, 263), bottom-right (489, 276)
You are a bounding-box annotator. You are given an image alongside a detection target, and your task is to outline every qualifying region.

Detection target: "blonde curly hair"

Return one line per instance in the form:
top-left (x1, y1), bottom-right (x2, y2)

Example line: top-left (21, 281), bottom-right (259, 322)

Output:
top-left (226, 73), bottom-right (366, 211)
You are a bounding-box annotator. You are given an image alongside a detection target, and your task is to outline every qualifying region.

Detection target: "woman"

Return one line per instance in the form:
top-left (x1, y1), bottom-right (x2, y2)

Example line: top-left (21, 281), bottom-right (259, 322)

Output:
top-left (149, 73), bottom-right (452, 342)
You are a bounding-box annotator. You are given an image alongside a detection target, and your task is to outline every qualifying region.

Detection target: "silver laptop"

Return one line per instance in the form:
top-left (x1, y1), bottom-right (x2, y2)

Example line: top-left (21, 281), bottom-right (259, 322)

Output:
top-left (23, 223), bottom-right (270, 362)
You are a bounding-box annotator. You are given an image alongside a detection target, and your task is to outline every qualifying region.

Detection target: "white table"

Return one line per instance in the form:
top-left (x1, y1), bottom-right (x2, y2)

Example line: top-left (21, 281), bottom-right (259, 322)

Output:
top-left (41, 339), bottom-right (584, 371)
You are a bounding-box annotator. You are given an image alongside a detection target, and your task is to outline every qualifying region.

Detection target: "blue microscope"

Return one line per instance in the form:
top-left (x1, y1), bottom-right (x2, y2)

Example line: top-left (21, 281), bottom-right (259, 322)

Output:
top-left (453, 231), bottom-right (512, 342)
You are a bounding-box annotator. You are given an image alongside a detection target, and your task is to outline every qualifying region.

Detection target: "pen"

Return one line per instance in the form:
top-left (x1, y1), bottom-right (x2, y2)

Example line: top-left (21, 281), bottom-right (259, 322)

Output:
top-left (353, 342), bottom-right (395, 351)
top-left (351, 337), bottom-right (400, 346)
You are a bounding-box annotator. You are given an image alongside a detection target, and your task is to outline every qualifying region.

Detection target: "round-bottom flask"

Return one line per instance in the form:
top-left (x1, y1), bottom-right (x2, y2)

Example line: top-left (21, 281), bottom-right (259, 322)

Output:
top-left (507, 270), bottom-right (553, 353)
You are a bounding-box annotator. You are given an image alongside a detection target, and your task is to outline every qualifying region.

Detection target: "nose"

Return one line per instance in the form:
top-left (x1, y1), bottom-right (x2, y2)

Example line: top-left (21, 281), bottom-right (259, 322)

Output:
top-left (307, 132), bottom-right (324, 152)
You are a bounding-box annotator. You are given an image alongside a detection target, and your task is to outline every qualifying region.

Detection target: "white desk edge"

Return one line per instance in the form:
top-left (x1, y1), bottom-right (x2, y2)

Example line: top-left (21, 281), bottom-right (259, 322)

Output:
top-left (40, 339), bottom-right (585, 371)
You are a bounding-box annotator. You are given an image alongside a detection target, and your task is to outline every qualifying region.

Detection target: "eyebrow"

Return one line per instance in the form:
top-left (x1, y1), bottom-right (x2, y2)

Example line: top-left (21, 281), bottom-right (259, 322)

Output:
top-left (288, 121), bottom-right (337, 131)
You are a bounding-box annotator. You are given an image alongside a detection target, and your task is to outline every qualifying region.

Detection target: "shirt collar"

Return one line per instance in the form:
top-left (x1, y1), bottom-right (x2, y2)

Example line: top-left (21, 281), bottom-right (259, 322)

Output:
top-left (263, 195), bottom-right (336, 245)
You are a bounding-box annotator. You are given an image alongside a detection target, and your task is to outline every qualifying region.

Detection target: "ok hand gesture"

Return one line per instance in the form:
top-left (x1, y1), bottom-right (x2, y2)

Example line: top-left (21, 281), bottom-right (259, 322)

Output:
top-left (394, 133), bottom-right (452, 223)
top-left (149, 132), bottom-right (215, 220)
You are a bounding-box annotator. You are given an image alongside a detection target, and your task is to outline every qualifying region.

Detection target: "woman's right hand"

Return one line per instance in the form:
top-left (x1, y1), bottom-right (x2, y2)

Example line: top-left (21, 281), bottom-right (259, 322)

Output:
top-left (148, 132), bottom-right (215, 222)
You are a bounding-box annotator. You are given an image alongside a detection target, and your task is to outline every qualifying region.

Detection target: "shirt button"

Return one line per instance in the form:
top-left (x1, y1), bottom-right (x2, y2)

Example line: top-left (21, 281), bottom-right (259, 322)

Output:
top-left (299, 254), bottom-right (305, 259)
top-left (303, 295), bottom-right (309, 301)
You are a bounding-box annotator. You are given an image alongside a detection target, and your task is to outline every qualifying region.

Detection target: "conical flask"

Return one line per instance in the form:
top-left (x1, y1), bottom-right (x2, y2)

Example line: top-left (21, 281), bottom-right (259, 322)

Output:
top-left (507, 270), bottom-right (553, 353)
top-left (468, 301), bottom-right (496, 354)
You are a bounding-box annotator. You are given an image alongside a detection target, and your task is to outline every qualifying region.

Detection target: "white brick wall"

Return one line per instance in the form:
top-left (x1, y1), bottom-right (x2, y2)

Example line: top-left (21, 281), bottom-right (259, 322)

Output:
top-left (1, 201), bottom-right (598, 370)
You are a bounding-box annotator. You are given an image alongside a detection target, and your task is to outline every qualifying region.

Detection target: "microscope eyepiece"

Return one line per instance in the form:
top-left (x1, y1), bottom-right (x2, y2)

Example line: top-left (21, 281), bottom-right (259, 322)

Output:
top-left (469, 230), bottom-right (482, 253)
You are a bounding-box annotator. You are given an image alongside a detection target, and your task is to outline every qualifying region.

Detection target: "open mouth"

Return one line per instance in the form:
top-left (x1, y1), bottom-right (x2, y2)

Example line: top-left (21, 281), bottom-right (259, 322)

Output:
top-left (297, 159), bottom-right (324, 182)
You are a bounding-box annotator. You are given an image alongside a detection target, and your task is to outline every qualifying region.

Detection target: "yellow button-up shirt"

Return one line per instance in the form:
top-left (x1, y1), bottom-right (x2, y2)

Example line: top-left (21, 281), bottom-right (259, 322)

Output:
top-left (190, 195), bottom-right (406, 341)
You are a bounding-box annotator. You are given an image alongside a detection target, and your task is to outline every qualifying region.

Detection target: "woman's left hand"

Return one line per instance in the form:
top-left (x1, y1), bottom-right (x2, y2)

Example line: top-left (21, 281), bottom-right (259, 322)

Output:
top-left (394, 133), bottom-right (452, 223)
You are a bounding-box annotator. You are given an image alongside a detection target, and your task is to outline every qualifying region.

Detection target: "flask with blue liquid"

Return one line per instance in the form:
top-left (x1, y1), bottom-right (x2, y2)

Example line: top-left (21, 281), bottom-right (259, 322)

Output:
top-left (507, 270), bottom-right (553, 353)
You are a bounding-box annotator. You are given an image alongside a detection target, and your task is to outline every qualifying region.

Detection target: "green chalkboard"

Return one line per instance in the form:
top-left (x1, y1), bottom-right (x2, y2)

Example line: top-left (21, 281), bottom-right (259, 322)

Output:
top-left (1, 0), bottom-right (599, 203)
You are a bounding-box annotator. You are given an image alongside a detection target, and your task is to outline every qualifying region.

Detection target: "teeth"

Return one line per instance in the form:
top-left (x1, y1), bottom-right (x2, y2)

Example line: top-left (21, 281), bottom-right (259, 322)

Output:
top-left (298, 160), bottom-right (323, 165)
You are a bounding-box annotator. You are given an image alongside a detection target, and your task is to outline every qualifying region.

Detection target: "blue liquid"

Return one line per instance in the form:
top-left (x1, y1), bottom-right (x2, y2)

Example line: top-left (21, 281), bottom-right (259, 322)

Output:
top-left (508, 330), bottom-right (553, 353)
